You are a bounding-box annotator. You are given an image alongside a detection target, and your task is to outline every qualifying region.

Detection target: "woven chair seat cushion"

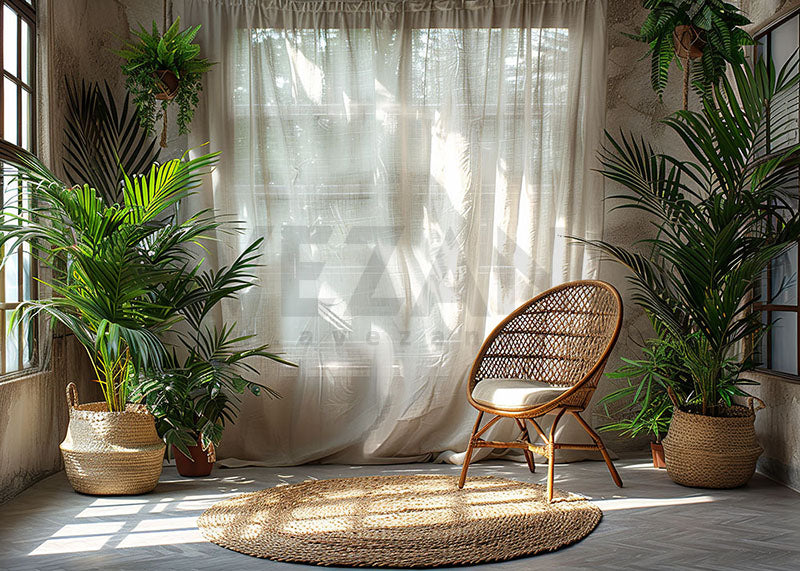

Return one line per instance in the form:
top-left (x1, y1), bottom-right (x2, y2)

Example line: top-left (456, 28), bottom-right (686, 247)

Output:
top-left (471, 379), bottom-right (568, 411)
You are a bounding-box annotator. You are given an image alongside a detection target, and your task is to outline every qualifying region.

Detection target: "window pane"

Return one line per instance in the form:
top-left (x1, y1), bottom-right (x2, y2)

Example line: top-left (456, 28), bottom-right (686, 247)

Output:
top-left (22, 242), bottom-right (30, 301)
top-left (771, 244), bottom-right (798, 305)
top-left (757, 35), bottom-right (767, 62)
top-left (770, 16), bottom-right (800, 148)
top-left (770, 16), bottom-right (799, 70)
top-left (20, 17), bottom-right (29, 84)
top-left (758, 311), bottom-right (768, 367)
top-left (4, 78), bottom-right (17, 144)
top-left (3, 6), bottom-right (17, 77)
top-left (2, 166), bottom-right (19, 304)
top-left (771, 311), bottom-right (798, 375)
top-left (22, 316), bottom-right (32, 367)
top-left (5, 310), bottom-right (18, 373)
top-left (4, 246), bottom-right (18, 303)
top-left (20, 88), bottom-right (29, 150)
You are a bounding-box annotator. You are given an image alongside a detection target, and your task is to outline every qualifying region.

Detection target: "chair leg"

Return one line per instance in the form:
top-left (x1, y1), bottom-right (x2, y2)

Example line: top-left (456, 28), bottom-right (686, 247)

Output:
top-left (516, 419), bottom-right (535, 473)
top-left (571, 410), bottom-right (623, 488)
top-left (458, 411), bottom-right (484, 489)
top-left (546, 409), bottom-right (566, 502)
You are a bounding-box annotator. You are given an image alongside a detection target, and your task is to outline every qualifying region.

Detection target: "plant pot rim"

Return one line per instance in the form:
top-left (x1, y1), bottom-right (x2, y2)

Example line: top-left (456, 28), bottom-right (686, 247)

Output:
top-left (153, 69), bottom-right (179, 100)
top-left (673, 23), bottom-right (705, 59)
top-left (71, 401), bottom-right (154, 416)
top-left (673, 404), bottom-right (754, 419)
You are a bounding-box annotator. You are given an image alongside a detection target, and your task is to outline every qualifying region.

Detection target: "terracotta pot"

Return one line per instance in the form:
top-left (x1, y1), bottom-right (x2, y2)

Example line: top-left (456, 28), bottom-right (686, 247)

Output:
top-left (154, 69), bottom-right (179, 101)
top-left (663, 403), bottom-right (763, 488)
top-left (651, 441), bottom-right (666, 469)
top-left (673, 25), bottom-right (705, 59)
top-left (173, 439), bottom-right (215, 477)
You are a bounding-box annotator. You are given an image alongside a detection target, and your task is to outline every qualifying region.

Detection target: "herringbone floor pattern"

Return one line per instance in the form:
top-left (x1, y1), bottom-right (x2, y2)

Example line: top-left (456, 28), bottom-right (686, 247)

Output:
top-left (1, 457), bottom-right (798, 570)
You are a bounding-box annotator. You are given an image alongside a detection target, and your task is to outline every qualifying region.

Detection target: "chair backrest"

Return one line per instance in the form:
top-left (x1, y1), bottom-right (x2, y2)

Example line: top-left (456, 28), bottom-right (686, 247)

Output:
top-left (470, 281), bottom-right (622, 391)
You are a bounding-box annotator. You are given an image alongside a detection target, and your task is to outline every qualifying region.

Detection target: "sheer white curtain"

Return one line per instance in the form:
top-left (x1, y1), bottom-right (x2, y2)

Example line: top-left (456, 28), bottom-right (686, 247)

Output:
top-left (185, 0), bottom-right (608, 465)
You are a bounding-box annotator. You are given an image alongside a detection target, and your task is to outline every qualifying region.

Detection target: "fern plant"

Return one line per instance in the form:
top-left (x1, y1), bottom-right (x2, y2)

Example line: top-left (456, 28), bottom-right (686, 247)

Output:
top-left (632, 0), bottom-right (752, 107)
top-left (117, 18), bottom-right (214, 145)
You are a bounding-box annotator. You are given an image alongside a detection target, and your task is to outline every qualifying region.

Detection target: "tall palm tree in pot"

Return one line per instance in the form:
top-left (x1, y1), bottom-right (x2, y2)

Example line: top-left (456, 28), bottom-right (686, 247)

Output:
top-left (585, 56), bottom-right (800, 488)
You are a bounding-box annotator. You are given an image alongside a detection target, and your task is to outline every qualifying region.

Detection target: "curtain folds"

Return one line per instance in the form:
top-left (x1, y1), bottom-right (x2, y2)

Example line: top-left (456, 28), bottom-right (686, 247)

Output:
top-left (185, 0), bottom-right (608, 466)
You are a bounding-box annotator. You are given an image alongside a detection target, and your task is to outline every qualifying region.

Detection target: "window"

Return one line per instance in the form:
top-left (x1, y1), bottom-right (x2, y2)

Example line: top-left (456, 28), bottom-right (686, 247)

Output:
top-left (0, 0), bottom-right (35, 376)
top-left (230, 26), bottom-right (572, 349)
top-left (754, 11), bottom-right (800, 377)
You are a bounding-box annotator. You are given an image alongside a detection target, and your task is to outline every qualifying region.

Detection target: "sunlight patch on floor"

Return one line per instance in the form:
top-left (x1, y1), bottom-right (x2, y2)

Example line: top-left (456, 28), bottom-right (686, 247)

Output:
top-left (115, 528), bottom-right (204, 548)
top-left (594, 495), bottom-right (715, 511)
top-left (30, 534), bottom-right (114, 555)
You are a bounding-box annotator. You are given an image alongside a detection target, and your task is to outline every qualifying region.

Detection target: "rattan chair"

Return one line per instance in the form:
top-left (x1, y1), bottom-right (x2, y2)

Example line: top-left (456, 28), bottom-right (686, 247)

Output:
top-left (458, 280), bottom-right (624, 501)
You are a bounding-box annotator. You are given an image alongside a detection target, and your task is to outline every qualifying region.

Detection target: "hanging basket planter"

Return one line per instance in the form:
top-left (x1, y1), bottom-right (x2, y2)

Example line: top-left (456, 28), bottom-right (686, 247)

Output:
top-left (154, 69), bottom-right (179, 101)
top-left (673, 24), bottom-right (706, 60)
top-left (117, 18), bottom-right (214, 147)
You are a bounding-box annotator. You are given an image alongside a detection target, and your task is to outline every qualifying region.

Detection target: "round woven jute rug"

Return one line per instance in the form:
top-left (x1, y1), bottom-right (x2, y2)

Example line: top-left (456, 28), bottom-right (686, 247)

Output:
top-left (197, 475), bottom-right (602, 567)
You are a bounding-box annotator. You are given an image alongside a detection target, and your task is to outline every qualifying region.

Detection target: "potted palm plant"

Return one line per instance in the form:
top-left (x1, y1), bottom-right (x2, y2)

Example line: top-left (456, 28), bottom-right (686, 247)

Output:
top-left (599, 332), bottom-right (686, 469)
top-left (132, 241), bottom-right (296, 477)
top-left (632, 0), bottom-right (752, 109)
top-left (585, 56), bottom-right (800, 488)
top-left (0, 142), bottom-right (220, 494)
top-left (117, 18), bottom-right (214, 147)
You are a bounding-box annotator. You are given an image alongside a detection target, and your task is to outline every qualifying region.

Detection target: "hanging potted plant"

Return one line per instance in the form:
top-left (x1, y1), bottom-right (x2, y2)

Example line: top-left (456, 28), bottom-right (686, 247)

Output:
top-left (582, 57), bottom-right (800, 489)
top-left (117, 18), bottom-right (214, 147)
top-left (631, 0), bottom-right (753, 109)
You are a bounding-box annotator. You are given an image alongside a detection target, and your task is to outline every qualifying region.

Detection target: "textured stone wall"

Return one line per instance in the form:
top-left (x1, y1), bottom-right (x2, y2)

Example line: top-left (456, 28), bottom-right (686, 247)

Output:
top-left (0, 336), bottom-right (96, 503)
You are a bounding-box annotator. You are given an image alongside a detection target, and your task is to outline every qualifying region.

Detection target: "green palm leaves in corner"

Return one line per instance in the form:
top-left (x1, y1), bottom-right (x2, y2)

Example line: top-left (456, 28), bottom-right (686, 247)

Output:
top-left (585, 55), bottom-right (800, 418)
top-left (0, 144), bottom-right (220, 411)
top-left (130, 239), bottom-right (296, 459)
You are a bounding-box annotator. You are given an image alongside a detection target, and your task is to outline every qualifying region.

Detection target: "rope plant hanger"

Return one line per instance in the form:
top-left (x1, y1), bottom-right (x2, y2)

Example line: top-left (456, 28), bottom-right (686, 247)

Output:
top-left (117, 0), bottom-right (213, 147)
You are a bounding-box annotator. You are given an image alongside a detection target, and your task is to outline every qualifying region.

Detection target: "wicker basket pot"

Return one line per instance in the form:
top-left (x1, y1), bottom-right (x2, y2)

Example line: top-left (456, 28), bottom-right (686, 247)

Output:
top-left (59, 382), bottom-right (165, 495)
top-left (662, 401), bottom-right (763, 489)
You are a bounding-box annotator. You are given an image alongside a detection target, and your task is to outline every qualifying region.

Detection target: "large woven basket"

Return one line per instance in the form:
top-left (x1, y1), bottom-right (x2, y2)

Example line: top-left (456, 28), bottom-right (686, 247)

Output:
top-left (59, 382), bottom-right (165, 495)
top-left (662, 400), bottom-right (763, 489)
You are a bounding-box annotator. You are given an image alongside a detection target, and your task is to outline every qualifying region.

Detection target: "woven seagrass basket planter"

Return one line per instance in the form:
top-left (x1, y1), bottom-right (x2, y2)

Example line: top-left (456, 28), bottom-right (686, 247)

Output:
top-left (662, 403), bottom-right (763, 489)
top-left (59, 383), bottom-right (165, 495)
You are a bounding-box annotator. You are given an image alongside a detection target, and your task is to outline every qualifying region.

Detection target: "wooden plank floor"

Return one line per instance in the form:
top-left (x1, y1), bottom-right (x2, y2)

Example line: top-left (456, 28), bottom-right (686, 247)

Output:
top-left (1, 456), bottom-right (799, 570)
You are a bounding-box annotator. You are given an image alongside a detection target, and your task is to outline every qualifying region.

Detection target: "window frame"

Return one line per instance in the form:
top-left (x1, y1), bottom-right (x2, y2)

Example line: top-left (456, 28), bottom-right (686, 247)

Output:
top-left (753, 9), bottom-right (800, 381)
top-left (0, 0), bottom-right (37, 379)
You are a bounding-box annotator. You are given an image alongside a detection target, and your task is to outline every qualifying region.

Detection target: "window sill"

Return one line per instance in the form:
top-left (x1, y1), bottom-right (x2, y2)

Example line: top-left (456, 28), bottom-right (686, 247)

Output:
top-left (0, 366), bottom-right (46, 387)
top-left (751, 368), bottom-right (800, 386)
